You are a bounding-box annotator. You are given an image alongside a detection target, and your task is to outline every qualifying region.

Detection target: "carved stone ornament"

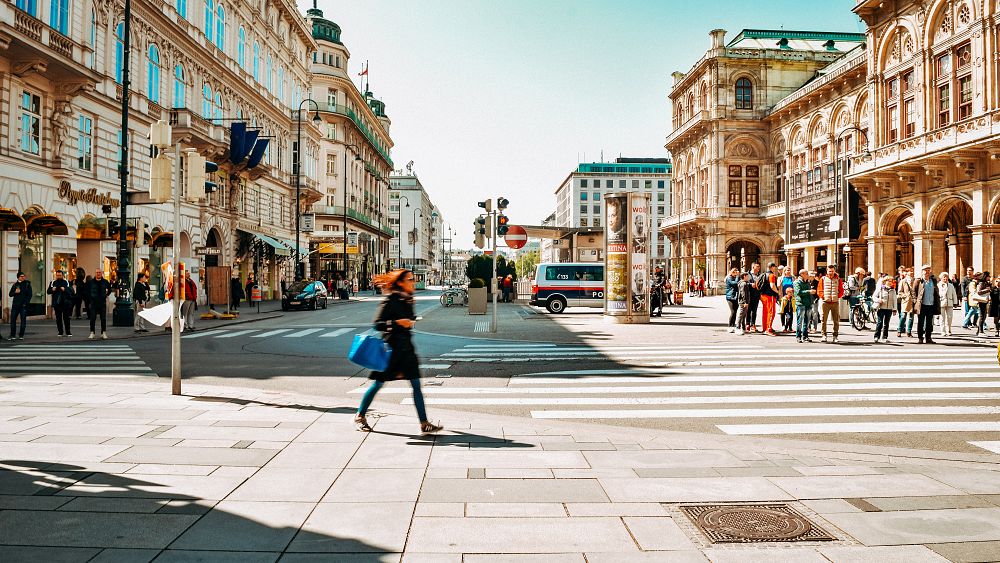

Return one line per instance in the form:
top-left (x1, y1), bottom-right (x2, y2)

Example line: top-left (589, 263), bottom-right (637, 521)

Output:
top-left (938, 8), bottom-right (953, 40)
top-left (957, 2), bottom-right (970, 26)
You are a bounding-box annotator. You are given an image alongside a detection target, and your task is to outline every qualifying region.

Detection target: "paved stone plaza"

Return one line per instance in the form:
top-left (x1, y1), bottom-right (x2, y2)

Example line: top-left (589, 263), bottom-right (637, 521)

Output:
top-left (2, 376), bottom-right (999, 561)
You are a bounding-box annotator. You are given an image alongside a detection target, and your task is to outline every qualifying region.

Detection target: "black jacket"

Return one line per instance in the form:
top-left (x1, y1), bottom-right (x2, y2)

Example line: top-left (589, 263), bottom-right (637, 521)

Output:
top-left (231, 278), bottom-right (245, 300)
top-left (47, 279), bottom-right (72, 308)
top-left (371, 291), bottom-right (419, 381)
top-left (87, 278), bottom-right (113, 306)
top-left (9, 280), bottom-right (32, 307)
top-left (133, 281), bottom-right (150, 303)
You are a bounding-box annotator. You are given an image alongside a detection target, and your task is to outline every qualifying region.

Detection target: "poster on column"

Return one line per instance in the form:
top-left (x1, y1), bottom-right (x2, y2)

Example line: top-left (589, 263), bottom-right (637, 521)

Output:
top-left (605, 194), bottom-right (628, 313)
top-left (630, 192), bottom-right (649, 315)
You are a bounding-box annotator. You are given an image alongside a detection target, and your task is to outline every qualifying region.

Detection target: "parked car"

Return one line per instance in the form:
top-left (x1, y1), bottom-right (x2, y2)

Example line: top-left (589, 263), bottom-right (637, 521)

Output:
top-left (281, 280), bottom-right (328, 311)
top-left (529, 263), bottom-right (604, 314)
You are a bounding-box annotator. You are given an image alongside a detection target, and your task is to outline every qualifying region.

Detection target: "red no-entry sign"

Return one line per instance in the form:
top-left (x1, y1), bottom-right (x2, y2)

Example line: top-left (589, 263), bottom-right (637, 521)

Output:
top-left (504, 225), bottom-right (528, 249)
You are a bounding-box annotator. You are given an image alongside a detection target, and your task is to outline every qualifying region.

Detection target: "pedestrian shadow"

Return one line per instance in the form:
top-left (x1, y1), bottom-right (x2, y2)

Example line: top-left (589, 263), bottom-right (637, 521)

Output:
top-left (368, 426), bottom-right (533, 448)
top-left (187, 395), bottom-right (356, 415)
top-left (0, 459), bottom-right (391, 558)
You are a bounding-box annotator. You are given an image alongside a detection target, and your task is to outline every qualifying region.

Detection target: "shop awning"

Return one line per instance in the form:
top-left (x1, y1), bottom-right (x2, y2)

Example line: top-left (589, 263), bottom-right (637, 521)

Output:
top-left (0, 207), bottom-right (26, 232)
top-left (240, 229), bottom-right (290, 256)
top-left (150, 231), bottom-right (173, 248)
top-left (276, 237), bottom-right (308, 257)
top-left (25, 214), bottom-right (69, 236)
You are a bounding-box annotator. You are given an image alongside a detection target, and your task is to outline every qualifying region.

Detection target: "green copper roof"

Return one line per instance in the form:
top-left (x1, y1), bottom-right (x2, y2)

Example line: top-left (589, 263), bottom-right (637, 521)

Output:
top-left (307, 7), bottom-right (342, 44)
top-left (729, 29), bottom-right (865, 46)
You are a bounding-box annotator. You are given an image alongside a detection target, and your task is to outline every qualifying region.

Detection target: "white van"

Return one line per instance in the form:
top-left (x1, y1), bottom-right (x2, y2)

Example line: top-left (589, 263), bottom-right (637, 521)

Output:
top-left (529, 262), bottom-right (604, 313)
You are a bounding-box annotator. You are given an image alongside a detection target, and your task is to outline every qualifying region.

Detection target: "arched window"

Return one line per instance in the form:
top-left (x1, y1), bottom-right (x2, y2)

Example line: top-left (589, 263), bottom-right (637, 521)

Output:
top-left (237, 27), bottom-right (245, 68)
top-left (214, 92), bottom-right (223, 121)
top-left (202, 83), bottom-right (212, 118)
top-left (277, 66), bottom-right (284, 103)
top-left (735, 78), bottom-right (753, 110)
top-left (265, 54), bottom-right (272, 92)
top-left (50, 0), bottom-right (69, 34)
top-left (15, 0), bottom-right (37, 17)
top-left (173, 65), bottom-right (186, 108)
top-left (114, 22), bottom-right (125, 84)
top-left (215, 5), bottom-right (225, 50)
top-left (88, 9), bottom-right (97, 68)
top-left (147, 45), bottom-right (161, 104)
top-left (204, 0), bottom-right (214, 42)
top-left (177, 0), bottom-right (187, 19)
top-left (252, 41), bottom-right (260, 82)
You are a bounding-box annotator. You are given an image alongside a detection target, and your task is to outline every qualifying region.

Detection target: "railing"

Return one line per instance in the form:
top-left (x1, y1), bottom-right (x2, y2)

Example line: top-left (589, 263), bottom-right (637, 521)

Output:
top-left (763, 201), bottom-right (785, 218)
top-left (769, 48), bottom-right (866, 115)
top-left (49, 31), bottom-right (72, 57)
top-left (313, 205), bottom-right (395, 236)
top-left (14, 10), bottom-right (42, 41)
top-left (323, 103), bottom-right (393, 167)
top-left (666, 110), bottom-right (708, 146)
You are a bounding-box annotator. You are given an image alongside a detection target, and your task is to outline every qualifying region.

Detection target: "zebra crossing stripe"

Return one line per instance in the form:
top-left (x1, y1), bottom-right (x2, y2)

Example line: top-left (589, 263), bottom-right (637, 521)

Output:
top-left (529, 406), bottom-right (1000, 419)
top-left (283, 328), bottom-right (324, 338)
top-left (181, 329), bottom-right (228, 339)
top-left (9, 345), bottom-right (132, 349)
top-left (320, 328), bottom-right (355, 338)
top-left (403, 392), bottom-right (1000, 406)
top-left (352, 381), bottom-right (1000, 394)
top-left (968, 441), bottom-right (1000, 454)
top-left (508, 371), bottom-right (999, 385)
top-left (717, 422), bottom-right (1000, 435)
top-left (9, 365), bottom-right (151, 371)
top-left (252, 329), bottom-right (292, 338)
top-left (215, 329), bottom-right (260, 338)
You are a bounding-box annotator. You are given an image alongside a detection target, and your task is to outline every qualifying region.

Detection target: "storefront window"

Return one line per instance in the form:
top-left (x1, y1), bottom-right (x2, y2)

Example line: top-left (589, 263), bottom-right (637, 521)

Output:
top-left (20, 91), bottom-right (41, 155)
top-left (18, 234), bottom-right (46, 316)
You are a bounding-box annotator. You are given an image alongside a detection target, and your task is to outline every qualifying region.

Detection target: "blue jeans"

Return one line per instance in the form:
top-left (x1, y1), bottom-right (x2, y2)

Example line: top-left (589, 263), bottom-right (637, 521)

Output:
top-left (897, 311), bottom-right (913, 334)
top-left (963, 303), bottom-right (980, 327)
top-left (795, 306), bottom-right (810, 340)
top-left (8, 303), bottom-right (27, 338)
top-left (357, 379), bottom-right (428, 423)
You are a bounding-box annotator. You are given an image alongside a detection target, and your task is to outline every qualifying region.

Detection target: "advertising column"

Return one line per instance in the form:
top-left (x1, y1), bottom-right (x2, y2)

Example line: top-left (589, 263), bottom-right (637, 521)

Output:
top-left (604, 192), bottom-right (650, 324)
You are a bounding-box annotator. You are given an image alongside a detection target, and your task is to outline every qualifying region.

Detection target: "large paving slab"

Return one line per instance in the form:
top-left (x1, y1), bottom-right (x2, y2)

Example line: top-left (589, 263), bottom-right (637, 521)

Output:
top-left (322, 469), bottom-right (423, 502)
top-left (822, 507), bottom-right (1000, 545)
top-left (105, 445), bottom-right (279, 466)
top-left (428, 450), bottom-right (589, 468)
top-left (418, 478), bottom-right (609, 503)
top-left (0, 510), bottom-right (198, 548)
top-left (170, 500), bottom-right (314, 551)
top-left (226, 468), bottom-right (338, 502)
top-left (583, 449), bottom-right (747, 468)
top-left (768, 473), bottom-right (965, 499)
top-left (288, 502), bottom-right (414, 553)
top-left (598, 476), bottom-right (793, 502)
top-left (405, 516), bottom-right (637, 553)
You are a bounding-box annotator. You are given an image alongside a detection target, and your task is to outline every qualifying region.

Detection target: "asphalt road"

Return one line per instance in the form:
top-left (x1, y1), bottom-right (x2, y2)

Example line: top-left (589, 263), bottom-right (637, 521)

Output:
top-left (27, 288), bottom-right (1000, 454)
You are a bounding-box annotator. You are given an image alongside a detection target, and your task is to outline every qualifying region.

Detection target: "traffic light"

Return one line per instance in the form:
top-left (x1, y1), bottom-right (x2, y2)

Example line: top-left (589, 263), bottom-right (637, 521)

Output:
top-left (185, 152), bottom-right (219, 202)
top-left (478, 199), bottom-right (492, 213)
top-left (106, 217), bottom-right (120, 239)
top-left (497, 214), bottom-right (510, 236)
top-left (474, 217), bottom-right (485, 249)
top-left (150, 153), bottom-right (172, 203)
top-left (497, 197), bottom-right (509, 210)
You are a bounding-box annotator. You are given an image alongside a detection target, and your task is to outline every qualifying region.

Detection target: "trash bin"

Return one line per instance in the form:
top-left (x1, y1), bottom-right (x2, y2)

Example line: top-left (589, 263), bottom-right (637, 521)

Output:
top-left (674, 291), bottom-right (684, 306)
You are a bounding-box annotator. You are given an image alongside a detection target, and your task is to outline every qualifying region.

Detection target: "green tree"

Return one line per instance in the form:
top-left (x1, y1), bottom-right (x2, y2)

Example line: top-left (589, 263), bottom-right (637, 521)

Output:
top-left (465, 254), bottom-right (517, 286)
top-left (515, 250), bottom-right (540, 279)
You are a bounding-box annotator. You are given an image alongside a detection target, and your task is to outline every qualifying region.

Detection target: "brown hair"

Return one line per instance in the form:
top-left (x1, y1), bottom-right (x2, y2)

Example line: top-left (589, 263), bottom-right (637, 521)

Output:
top-left (374, 269), bottom-right (412, 294)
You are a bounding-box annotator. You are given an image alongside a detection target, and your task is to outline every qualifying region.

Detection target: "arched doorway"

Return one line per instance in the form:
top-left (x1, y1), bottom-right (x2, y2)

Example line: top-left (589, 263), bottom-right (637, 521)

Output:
top-left (881, 207), bottom-right (914, 271)
top-left (205, 228), bottom-right (223, 267)
top-left (932, 198), bottom-right (973, 275)
top-left (726, 240), bottom-right (761, 272)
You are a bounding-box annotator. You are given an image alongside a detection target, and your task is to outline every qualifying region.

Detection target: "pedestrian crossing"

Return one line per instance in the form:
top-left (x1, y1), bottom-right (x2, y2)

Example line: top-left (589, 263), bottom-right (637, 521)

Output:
top-left (364, 342), bottom-right (1000, 438)
top-left (181, 326), bottom-right (366, 340)
top-left (0, 344), bottom-right (155, 377)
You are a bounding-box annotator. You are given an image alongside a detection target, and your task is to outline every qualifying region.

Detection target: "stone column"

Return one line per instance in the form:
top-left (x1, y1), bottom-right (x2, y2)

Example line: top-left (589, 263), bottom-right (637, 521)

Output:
top-left (784, 249), bottom-right (801, 272)
top-left (705, 253), bottom-right (726, 295)
top-left (868, 235), bottom-right (898, 275)
top-left (970, 225), bottom-right (1000, 273)
top-left (954, 233), bottom-right (973, 274)
top-left (911, 230), bottom-right (947, 273)
top-left (802, 246), bottom-right (816, 271)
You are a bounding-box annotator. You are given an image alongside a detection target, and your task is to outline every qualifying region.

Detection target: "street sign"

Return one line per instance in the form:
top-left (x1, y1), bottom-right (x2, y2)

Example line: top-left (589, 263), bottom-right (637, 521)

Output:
top-left (300, 213), bottom-right (316, 232)
top-left (195, 246), bottom-right (222, 256)
top-left (504, 225), bottom-right (528, 249)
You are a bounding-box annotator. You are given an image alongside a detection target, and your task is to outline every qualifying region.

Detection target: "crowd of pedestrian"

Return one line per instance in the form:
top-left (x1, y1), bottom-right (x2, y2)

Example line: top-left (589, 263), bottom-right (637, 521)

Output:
top-left (725, 262), bottom-right (1000, 343)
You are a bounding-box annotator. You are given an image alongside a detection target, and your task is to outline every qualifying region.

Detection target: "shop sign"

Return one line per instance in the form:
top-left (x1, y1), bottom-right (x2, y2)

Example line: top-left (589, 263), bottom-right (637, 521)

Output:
top-left (347, 231), bottom-right (359, 254)
top-left (195, 246), bottom-right (222, 256)
top-left (57, 181), bottom-right (120, 208)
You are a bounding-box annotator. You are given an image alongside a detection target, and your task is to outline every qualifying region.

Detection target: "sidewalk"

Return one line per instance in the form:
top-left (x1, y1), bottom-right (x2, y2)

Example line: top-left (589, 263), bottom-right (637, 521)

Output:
top-left (1, 376), bottom-right (998, 562)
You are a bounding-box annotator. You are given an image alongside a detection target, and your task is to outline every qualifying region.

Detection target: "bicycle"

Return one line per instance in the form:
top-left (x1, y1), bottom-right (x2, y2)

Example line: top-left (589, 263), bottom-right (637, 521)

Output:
top-left (850, 298), bottom-right (877, 331)
top-left (440, 287), bottom-right (468, 307)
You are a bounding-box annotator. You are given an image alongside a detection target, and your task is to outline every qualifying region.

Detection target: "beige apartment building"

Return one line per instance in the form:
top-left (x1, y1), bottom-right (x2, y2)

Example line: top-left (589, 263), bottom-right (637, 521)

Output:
top-left (306, 6), bottom-right (394, 287)
top-left (1, 0), bottom-right (324, 316)
top-left (665, 0), bottom-right (1000, 291)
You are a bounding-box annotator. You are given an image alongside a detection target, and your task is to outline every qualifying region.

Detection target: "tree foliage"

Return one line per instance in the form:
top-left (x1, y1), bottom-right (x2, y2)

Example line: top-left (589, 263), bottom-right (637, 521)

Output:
top-left (515, 250), bottom-right (540, 279)
top-left (465, 254), bottom-right (516, 285)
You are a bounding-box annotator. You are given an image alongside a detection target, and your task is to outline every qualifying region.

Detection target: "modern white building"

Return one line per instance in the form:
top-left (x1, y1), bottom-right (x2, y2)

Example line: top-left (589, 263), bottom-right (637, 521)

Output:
top-left (388, 170), bottom-right (440, 283)
top-left (553, 158), bottom-right (673, 264)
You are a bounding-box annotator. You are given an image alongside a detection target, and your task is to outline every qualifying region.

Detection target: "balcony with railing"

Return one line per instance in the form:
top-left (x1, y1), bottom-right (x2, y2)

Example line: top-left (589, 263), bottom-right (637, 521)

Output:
top-left (4, 3), bottom-right (100, 84)
top-left (665, 110), bottom-right (709, 148)
top-left (313, 205), bottom-right (395, 237)
top-left (659, 207), bottom-right (705, 231)
top-left (323, 103), bottom-right (393, 167)
top-left (168, 109), bottom-right (226, 150)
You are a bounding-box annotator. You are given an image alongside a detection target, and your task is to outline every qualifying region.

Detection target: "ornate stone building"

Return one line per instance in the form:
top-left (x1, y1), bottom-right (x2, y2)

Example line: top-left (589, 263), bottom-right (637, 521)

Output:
top-left (1, 0), bottom-right (321, 316)
top-left (665, 1), bottom-right (1000, 291)
top-left (306, 7), bottom-right (394, 287)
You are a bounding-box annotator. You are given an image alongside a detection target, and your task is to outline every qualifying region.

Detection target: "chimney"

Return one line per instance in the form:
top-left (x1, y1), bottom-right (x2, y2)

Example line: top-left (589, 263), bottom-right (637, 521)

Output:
top-left (710, 29), bottom-right (727, 50)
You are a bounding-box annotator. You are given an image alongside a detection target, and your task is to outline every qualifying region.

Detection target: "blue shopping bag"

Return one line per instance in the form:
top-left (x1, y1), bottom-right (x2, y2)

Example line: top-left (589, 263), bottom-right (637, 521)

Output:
top-left (348, 333), bottom-right (392, 372)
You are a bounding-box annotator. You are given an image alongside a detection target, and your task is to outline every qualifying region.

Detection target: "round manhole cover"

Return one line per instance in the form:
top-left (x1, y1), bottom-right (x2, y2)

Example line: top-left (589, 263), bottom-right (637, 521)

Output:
top-left (697, 506), bottom-right (812, 540)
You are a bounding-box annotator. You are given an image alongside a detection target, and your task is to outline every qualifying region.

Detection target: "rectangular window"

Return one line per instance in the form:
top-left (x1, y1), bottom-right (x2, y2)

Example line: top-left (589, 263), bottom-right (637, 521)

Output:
top-left (957, 43), bottom-right (972, 69)
top-left (580, 218), bottom-right (588, 227)
top-left (746, 165), bottom-right (759, 178)
top-left (774, 161), bottom-right (784, 202)
top-left (580, 192), bottom-right (588, 201)
top-left (936, 53), bottom-right (951, 76)
top-left (958, 76), bottom-right (973, 120)
top-left (631, 179), bottom-right (639, 189)
top-left (644, 180), bottom-right (652, 189)
top-left (886, 78), bottom-right (899, 99)
top-left (606, 180), bottom-right (613, 188)
top-left (592, 218), bottom-right (600, 227)
top-left (619, 180), bottom-right (626, 189)
top-left (592, 204), bottom-right (600, 214)
top-left (291, 141), bottom-right (299, 175)
top-left (19, 91), bottom-right (41, 155)
top-left (728, 180), bottom-right (742, 207)
top-left (579, 204), bottom-right (587, 215)
top-left (902, 71), bottom-right (914, 93)
top-left (325, 153), bottom-right (336, 175)
top-left (326, 88), bottom-right (338, 110)
top-left (657, 180), bottom-right (665, 189)
top-left (826, 164), bottom-right (835, 190)
top-left (593, 192), bottom-right (601, 200)
top-left (657, 206), bottom-right (665, 215)
top-left (657, 192), bottom-right (664, 202)
top-left (580, 179), bottom-right (588, 188)
top-left (938, 84), bottom-right (951, 126)
top-left (77, 114), bottom-right (93, 170)
top-left (887, 105), bottom-right (899, 143)
top-left (904, 99), bottom-right (916, 137)
top-left (745, 181), bottom-right (759, 208)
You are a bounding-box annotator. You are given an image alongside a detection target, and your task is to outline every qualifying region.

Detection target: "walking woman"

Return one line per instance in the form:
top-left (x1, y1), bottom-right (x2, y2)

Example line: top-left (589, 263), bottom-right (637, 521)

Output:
top-left (354, 269), bottom-right (443, 434)
top-left (972, 272), bottom-right (992, 336)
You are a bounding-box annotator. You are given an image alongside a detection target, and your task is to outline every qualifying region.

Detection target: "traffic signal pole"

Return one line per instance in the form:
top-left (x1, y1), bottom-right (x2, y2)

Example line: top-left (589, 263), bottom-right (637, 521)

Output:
top-left (171, 142), bottom-right (182, 395)
top-left (490, 208), bottom-right (498, 333)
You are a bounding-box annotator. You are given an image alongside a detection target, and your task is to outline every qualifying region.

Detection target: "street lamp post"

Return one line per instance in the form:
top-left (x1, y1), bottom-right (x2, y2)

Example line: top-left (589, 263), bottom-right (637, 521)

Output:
top-left (396, 195), bottom-right (409, 269)
top-left (294, 98), bottom-right (322, 281)
top-left (411, 207), bottom-right (423, 271)
top-left (341, 142), bottom-right (361, 276)
top-left (112, 0), bottom-right (134, 327)
top-left (832, 126), bottom-right (870, 270)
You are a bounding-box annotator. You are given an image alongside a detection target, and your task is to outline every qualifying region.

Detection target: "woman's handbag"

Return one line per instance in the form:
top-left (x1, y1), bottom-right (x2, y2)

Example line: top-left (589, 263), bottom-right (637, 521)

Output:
top-left (348, 334), bottom-right (392, 372)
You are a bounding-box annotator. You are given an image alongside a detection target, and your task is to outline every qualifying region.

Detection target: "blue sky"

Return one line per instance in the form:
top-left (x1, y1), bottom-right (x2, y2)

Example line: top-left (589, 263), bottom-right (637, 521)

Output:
top-left (312, 1), bottom-right (863, 246)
